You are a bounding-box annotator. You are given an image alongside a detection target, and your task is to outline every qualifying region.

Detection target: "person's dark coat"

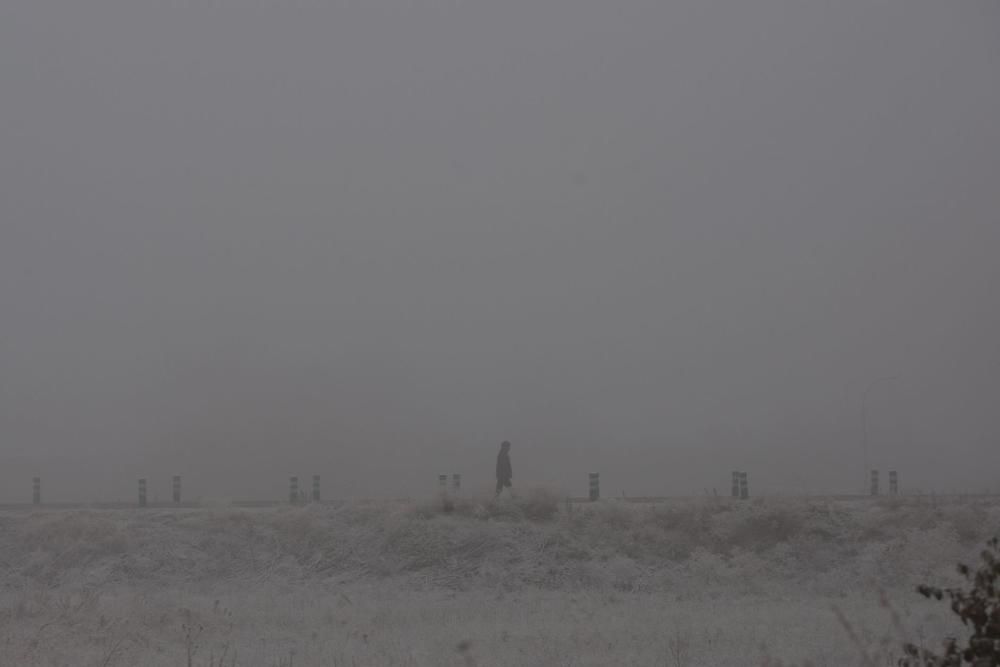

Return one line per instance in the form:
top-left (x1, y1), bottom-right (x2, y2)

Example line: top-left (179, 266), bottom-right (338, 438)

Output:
top-left (496, 451), bottom-right (512, 484)
top-left (496, 443), bottom-right (512, 492)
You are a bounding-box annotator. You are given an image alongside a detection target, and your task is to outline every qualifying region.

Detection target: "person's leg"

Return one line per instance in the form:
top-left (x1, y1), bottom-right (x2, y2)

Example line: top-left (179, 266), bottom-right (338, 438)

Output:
top-left (496, 479), bottom-right (504, 497)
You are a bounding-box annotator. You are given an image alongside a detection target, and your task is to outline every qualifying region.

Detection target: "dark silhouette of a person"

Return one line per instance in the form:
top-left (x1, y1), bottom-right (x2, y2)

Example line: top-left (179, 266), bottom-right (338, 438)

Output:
top-left (495, 441), bottom-right (513, 497)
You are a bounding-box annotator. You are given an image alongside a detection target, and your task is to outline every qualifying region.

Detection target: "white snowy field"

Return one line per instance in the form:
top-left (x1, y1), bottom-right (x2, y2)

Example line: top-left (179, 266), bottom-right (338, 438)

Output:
top-left (1, 493), bottom-right (995, 666)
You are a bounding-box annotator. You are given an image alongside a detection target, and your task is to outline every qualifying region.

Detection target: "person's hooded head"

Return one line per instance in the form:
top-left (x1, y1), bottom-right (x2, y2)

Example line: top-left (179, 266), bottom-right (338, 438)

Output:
top-left (500, 441), bottom-right (511, 452)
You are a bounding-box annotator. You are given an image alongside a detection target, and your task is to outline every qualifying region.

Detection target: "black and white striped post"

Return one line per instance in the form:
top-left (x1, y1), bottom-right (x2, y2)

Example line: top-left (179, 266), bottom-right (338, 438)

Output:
top-left (452, 474), bottom-right (461, 492)
top-left (438, 474), bottom-right (448, 491)
top-left (589, 473), bottom-right (600, 501)
top-left (870, 470), bottom-right (879, 496)
top-left (889, 470), bottom-right (898, 496)
top-left (731, 471), bottom-right (740, 498)
top-left (172, 476), bottom-right (181, 504)
top-left (289, 476), bottom-right (299, 505)
top-left (312, 475), bottom-right (320, 503)
top-left (739, 472), bottom-right (749, 500)
top-left (138, 478), bottom-right (147, 507)
top-left (32, 477), bottom-right (41, 505)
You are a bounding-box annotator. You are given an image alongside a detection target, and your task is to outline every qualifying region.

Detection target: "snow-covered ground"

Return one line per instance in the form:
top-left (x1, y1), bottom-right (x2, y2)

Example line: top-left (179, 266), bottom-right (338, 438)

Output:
top-left (1, 494), bottom-right (994, 666)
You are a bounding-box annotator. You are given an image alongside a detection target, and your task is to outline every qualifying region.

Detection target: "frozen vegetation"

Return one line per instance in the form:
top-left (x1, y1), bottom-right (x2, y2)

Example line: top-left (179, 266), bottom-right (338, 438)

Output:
top-left (1, 493), bottom-right (996, 666)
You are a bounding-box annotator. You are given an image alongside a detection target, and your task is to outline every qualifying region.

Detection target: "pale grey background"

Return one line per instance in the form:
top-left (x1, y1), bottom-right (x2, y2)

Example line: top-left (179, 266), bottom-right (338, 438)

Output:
top-left (1, 0), bottom-right (998, 502)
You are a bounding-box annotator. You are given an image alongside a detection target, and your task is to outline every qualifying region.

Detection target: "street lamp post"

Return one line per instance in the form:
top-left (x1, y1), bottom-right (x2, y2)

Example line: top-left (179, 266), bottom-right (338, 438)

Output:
top-left (862, 375), bottom-right (898, 493)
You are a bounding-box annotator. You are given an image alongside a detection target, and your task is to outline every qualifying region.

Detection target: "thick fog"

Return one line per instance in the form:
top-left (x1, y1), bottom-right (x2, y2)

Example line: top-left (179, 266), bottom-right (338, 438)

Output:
top-left (1, 0), bottom-right (998, 502)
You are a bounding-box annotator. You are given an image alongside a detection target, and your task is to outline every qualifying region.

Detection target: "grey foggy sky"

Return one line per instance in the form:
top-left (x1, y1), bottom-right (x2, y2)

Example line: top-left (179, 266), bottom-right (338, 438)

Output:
top-left (1, 0), bottom-right (999, 502)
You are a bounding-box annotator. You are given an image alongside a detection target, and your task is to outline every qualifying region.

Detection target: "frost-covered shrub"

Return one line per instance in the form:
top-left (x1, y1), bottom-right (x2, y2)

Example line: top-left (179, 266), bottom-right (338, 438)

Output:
top-left (901, 537), bottom-right (1000, 666)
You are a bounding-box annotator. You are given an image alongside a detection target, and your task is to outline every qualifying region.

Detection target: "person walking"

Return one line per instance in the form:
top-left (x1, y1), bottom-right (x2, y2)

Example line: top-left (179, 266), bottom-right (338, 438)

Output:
top-left (495, 441), bottom-right (513, 497)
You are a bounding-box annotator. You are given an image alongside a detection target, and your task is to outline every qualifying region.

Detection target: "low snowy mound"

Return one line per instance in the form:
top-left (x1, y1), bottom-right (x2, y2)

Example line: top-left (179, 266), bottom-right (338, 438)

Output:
top-left (1, 495), bottom-right (995, 594)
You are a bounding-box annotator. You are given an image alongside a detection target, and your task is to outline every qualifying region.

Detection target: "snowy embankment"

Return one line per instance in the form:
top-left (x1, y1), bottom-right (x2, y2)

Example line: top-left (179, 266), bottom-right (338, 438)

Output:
top-left (0, 494), bottom-right (994, 665)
